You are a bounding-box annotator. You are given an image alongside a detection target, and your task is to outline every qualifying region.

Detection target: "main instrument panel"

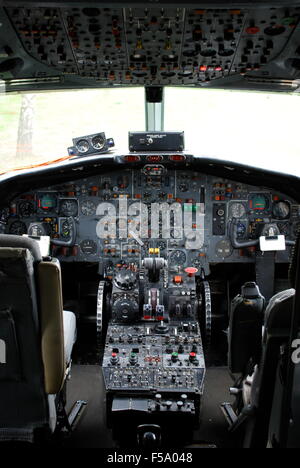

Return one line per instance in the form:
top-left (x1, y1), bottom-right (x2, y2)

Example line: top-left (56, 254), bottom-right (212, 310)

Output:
top-left (1, 166), bottom-right (299, 272)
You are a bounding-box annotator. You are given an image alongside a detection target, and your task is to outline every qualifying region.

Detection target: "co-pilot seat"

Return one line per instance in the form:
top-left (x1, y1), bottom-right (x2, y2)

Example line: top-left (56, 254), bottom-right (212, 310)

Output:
top-left (227, 235), bottom-right (299, 447)
top-left (0, 234), bottom-right (76, 443)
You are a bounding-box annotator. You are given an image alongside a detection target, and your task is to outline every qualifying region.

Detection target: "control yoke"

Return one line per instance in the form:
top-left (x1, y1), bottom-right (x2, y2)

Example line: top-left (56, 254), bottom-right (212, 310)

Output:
top-left (229, 218), bottom-right (295, 249)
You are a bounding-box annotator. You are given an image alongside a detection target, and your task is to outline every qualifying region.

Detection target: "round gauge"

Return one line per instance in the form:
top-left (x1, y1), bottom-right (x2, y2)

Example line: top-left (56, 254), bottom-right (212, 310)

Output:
top-left (215, 240), bottom-right (233, 258)
top-left (249, 194), bottom-right (269, 212)
top-left (9, 220), bottom-right (27, 235)
top-left (76, 139), bottom-right (90, 154)
top-left (81, 200), bottom-right (96, 216)
top-left (28, 223), bottom-right (46, 237)
top-left (179, 183), bottom-right (188, 193)
top-left (61, 220), bottom-right (71, 238)
top-left (39, 193), bottom-right (56, 211)
top-left (60, 199), bottom-right (78, 217)
top-left (158, 241), bottom-right (166, 251)
top-left (229, 202), bottom-right (246, 219)
top-left (91, 135), bottom-right (105, 150)
top-left (19, 201), bottom-right (34, 218)
top-left (272, 201), bottom-right (290, 220)
top-left (80, 239), bottom-right (97, 255)
top-left (169, 250), bottom-right (187, 267)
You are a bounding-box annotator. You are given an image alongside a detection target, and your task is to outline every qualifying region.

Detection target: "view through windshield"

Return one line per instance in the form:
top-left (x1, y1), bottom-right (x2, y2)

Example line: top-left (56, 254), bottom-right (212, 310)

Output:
top-left (0, 85), bottom-right (299, 176)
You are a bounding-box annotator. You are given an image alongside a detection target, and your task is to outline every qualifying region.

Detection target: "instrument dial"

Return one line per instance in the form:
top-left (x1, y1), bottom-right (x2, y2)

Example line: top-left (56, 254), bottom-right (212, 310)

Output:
top-left (81, 200), bottom-right (96, 216)
top-left (80, 239), bottom-right (97, 255)
top-left (28, 223), bottom-right (46, 237)
top-left (215, 240), bottom-right (233, 258)
top-left (19, 201), bottom-right (34, 218)
top-left (229, 202), bottom-right (246, 219)
top-left (272, 201), bottom-right (290, 220)
top-left (61, 220), bottom-right (71, 238)
top-left (169, 250), bottom-right (187, 266)
top-left (91, 135), bottom-right (105, 150)
top-left (76, 139), bottom-right (89, 154)
top-left (60, 199), bottom-right (78, 217)
top-left (9, 221), bottom-right (27, 235)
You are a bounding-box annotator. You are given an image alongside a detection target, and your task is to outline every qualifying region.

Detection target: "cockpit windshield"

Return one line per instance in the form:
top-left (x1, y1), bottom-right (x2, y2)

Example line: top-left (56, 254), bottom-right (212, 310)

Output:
top-left (0, 85), bottom-right (299, 175)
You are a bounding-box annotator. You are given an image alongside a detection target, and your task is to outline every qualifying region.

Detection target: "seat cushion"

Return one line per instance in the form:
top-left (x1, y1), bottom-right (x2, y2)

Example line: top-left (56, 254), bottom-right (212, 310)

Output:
top-left (63, 311), bottom-right (76, 365)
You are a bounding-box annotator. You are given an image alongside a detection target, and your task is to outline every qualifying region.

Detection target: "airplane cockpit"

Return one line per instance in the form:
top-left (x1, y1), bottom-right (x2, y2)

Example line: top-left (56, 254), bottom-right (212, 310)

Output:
top-left (1, 1), bottom-right (300, 453)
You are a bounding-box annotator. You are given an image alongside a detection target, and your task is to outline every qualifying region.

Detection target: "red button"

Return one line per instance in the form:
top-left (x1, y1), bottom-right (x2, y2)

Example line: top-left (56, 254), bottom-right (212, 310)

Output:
top-left (185, 267), bottom-right (198, 278)
top-left (174, 276), bottom-right (183, 284)
top-left (246, 26), bottom-right (260, 34)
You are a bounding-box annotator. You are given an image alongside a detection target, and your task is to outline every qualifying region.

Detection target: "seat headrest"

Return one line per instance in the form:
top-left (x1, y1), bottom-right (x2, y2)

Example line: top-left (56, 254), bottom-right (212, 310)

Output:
top-left (289, 230), bottom-right (300, 289)
top-left (0, 235), bottom-right (42, 262)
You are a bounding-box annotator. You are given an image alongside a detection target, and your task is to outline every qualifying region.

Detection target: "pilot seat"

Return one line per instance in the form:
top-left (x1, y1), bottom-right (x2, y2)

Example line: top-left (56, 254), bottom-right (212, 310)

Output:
top-left (0, 234), bottom-right (76, 444)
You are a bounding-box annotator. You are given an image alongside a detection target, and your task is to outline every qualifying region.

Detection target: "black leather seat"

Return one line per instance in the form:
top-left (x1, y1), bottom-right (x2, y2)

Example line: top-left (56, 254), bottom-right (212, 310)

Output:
top-left (228, 236), bottom-right (299, 447)
top-left (0, 235), bottom-right (76, 443)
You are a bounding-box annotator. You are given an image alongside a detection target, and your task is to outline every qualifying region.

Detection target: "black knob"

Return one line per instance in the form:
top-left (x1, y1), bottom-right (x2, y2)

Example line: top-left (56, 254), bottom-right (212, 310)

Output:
top-left (110, 353), bottom-right (119, 365)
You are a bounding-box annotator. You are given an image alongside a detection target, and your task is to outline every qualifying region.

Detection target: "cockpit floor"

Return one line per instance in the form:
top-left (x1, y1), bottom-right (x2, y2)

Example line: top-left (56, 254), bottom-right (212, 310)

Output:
top-left (65, 365), bottom-right (234, 448)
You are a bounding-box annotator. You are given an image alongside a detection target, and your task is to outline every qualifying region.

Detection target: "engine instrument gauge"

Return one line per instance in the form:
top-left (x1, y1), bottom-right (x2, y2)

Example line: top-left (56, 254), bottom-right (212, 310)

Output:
top-left (61, 220), bottom-right (71, 238)
top-left (81, 200), bottom-right (96, 216)
top-left (169, 250), bottom-right (187, 266)
top-left (229, 202), bottom-right (246, 219)
top-left (158, 241), bottom-right (166, 251)
top-left (215, 240), bottom-right (233, 258)
top-left (28, 223), bottom-right (47, 237)
top-left (76, 139), bottom-right (89, 154)
top-left (179, 183), bottom-right (188, 192)
top-left (19, 201), bottom-right (34, 218)
top-left (91, 135), bottom-right (105, 150)
top-left (9, 220), bottom-right (27, 235)
top-left (272, 201), bottom-right (290, 220)
top-left (80, 239), bottom-right (97, 255)
top-left (60, 199), bottom-right (78, 217)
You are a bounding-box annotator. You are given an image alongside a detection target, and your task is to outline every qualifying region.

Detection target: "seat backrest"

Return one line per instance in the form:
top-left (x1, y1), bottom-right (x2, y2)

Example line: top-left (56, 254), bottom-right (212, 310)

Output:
top-left (0, 235), bottom-right (66, 442)
top-left (245, 288), bottom-right (294, 447)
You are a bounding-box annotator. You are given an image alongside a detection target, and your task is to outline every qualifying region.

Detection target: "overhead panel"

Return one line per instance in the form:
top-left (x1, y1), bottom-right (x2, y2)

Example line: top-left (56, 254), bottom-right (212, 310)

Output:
top-left (1, 5), bottom-right (300, 87)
